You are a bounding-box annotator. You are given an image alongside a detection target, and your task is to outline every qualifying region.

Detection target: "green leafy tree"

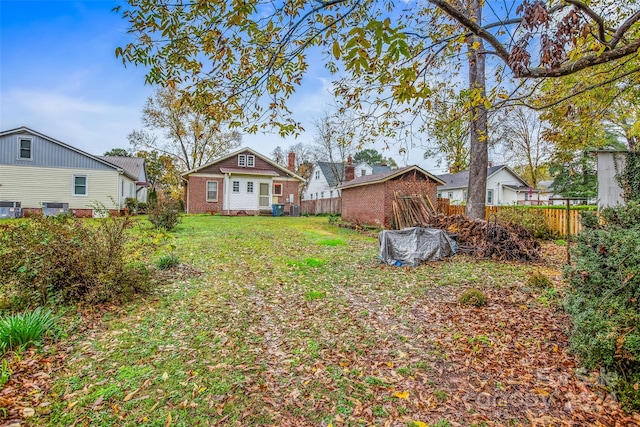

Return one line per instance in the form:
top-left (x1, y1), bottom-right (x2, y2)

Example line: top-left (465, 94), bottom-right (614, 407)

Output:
top-left (352, 148), bottom-right (397, 168)
top-left (550, 150), bottom-right (598, 200)
top-left (135, 150), bottom-right (182, 200)
top-left (115, 0), bottom-right (640, 219)
top-left (128, 87), bottom-right (242, 172)
top-left (424, 92), bottom-right (471, 174)
top-left (103, 148), bottom-right (131, 157)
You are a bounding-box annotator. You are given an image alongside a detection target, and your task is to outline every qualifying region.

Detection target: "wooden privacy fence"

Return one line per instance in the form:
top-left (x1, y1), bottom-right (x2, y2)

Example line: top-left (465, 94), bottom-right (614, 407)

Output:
top-left (301, 197), bottom-right (342, 215)
top-left (440, 202), bottom-right (588, 236)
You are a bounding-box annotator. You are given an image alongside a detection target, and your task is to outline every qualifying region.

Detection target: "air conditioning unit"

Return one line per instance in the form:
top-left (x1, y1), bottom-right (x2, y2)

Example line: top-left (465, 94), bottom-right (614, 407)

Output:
top-left (42, 202), bottom-right (69, 217)
top-left (0, 201), bottom-right (22, 218)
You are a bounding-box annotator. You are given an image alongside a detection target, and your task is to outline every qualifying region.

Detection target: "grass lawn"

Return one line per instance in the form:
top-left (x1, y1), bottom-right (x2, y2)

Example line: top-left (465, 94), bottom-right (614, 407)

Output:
top-left (5, 215), bottom-right (636, 426)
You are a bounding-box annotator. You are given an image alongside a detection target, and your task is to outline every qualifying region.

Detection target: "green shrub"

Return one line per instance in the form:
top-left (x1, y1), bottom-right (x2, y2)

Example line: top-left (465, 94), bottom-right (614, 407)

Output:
top-left (124, 197), bottom-right (138, 214)
top-left (527, 271), bottom-right (553, 289)
top-left (495, 206), bottom-right (552, 239)
top-left (565, 201), bottom-right (640, 410)
top-left (0, 307), bottom-right (56, 352)
top-left (148, 198), bottom-right (182, 231)
top-left (0, 215), bottom-right (156, 306)
top-left (458, 288), bottom-right (487, 307)
top-left (157, 253), bottom-right (180, 270)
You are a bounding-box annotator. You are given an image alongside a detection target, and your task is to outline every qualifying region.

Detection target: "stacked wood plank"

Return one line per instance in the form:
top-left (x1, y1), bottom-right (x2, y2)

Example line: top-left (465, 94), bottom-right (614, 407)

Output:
top-left (392, 193), bottom-right (435, 229)
top-left (391, 194), bottom-right (541, 261)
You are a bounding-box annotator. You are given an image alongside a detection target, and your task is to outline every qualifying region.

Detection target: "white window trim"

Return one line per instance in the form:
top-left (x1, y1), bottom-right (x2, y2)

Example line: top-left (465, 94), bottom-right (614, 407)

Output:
top-left (73, 175), bottom-right (88, 197)
top-left (238, 155), bottom-right (246, 167)
top-left (206, 181), bottom-right (218, 202)
top-left (273, 183), bottom-right (283, 196)
top-left (18, 137), bottom-right (33, 161)
top-left (487, 189), bottom-right (494, 205)
top-left (246, 155), bottom-right (255, 167)
top-left (232, 180), bottom-right (240, 193)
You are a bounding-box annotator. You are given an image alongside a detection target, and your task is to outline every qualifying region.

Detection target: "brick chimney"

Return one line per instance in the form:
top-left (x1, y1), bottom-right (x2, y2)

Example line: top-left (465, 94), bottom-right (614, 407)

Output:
top-left (345, 155), bottom-right (355, 182)
top-left (287, 152), bottom-right (295, 172)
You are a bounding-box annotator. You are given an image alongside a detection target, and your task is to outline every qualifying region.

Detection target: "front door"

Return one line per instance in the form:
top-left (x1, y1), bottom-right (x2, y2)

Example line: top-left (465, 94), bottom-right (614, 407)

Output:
top-left (259, 183), bottom-right (270, 208)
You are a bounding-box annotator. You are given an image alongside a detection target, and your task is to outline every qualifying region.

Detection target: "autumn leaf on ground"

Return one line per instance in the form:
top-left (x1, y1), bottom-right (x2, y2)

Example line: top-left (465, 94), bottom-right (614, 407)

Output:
top-left (393, 390), bottom-right (409, 399)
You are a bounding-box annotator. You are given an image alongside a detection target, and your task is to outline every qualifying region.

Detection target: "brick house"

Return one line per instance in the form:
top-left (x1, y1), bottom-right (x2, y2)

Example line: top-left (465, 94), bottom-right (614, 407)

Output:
top-left (182, 148), bottom-right (305, 215)
top-left (339, 165), bottom-right (445, 229)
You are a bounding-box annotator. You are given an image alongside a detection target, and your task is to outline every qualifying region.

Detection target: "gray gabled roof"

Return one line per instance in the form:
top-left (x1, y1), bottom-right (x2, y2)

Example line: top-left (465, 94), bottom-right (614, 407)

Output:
top-left (339, 165), bottom-right (445, 189)
top-left (318, 162), bottom-right (393, 186)
top-left (98, 156), bottom-right (146, 182)
top-left (317, 161), bottom-right (346, 187)
top-left (437, 165), bottom-right (529, 190)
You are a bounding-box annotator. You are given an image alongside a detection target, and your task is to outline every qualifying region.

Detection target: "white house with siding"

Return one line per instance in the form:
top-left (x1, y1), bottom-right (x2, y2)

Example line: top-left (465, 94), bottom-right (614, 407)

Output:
top-left (0, 127), bottom-right (144, 216)
top-left (303, 160), bottom-right (392, 201)
top-left (437, 165), bottom-right (542, 206)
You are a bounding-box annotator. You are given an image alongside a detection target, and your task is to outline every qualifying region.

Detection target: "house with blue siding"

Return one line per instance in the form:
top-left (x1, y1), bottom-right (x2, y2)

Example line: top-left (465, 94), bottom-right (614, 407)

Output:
top-left (0, 127), bottom-right (146, 217)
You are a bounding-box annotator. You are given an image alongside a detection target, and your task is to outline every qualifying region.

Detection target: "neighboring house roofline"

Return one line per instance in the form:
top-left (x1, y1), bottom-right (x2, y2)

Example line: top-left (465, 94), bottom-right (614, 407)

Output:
top-left (438, 164), bottom-right (531, 190)
top-left (181, 147), bottom-right (305, 181)
top-left (97, 156), bottom-right (145, 182)
top-left (1, 126), bottom-right (135, 180)
top-left (338, 165), bottom-right (445, 190)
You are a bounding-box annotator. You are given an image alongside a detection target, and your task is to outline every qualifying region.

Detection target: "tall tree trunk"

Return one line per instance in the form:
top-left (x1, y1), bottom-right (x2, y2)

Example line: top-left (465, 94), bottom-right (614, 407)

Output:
top-left (465, 0), bottom-right (489, 220)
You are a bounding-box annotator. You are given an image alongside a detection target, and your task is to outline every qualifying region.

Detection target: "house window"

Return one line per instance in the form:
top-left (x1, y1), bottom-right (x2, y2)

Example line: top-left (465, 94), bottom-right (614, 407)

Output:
top-left (447, 192), bottom-right (453, 199)
top-left (73, 175), bottom-right (87, 196)
top-left (487, 189), bottom-right (494, 205)
top-left (437, 192), bottom-right (442, 198)
top-left (315, 170), bottom-right (320, 180)
top-left (232, 180), bottom-right (240, 193)
top-left (121, 180), bottom-right (125, 196)
top-left (315, 192), bottom-right (318, 199)
top-left (524, 192), bottom-right (529, 201)
top-left (273, 183), bottom-right (283, 196)
top-left (463, 190), bottom-right (468, 201)
top-left (18, 137), bottom-right (32, 160)
top-left (206, 181), bottom-right (218, 201)
top-left (310, 194), bottom-right (313, 200)
top-left (321, 191), bottom-right (324, 198)
top-left (238, 154), bottom-right (255, 167)
top-left (330, 190), bottom-right (333, 198)
top-left (247, 181), bottom-right (254, 193)
top-left (361, 169), bottom-right (367, 176)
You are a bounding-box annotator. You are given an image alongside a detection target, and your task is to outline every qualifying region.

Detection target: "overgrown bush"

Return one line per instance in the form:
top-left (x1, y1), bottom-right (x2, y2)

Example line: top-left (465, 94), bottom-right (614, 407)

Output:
top-left (527, 271), bottom-right (553, 289)
top-left (495, 206), bottom-right (552, 239)
top-left (565, 201), bottom-right (640, 409)
top-left (458, 288), bottom-right (487, 307)
top-left (148, 198), bottom-right (182, 231)
top-left (124, 197), bottom-right (138, 214)
top-left (0, 307), bottom-right (56, 354)
top-left (0, 215), bottom-right (155, 306)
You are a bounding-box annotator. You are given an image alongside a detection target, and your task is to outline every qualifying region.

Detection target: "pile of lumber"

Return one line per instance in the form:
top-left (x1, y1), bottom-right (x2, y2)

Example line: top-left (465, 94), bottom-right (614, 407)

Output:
top-left (391, 194), bottom-right (541, 261)
top-left (392, 194), bottom-right (436, 229)
top-left (428, 214), bottom-right (541, 261)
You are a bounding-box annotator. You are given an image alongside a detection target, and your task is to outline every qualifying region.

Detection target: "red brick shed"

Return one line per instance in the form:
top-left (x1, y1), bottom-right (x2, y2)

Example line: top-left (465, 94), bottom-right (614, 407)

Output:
top-left (338, 165), bottom-right (445, 229)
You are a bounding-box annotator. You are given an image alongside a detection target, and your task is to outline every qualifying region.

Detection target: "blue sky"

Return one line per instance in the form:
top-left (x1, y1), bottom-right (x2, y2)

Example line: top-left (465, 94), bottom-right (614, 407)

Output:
top-left (0, 1), bottom-right (440, 171)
